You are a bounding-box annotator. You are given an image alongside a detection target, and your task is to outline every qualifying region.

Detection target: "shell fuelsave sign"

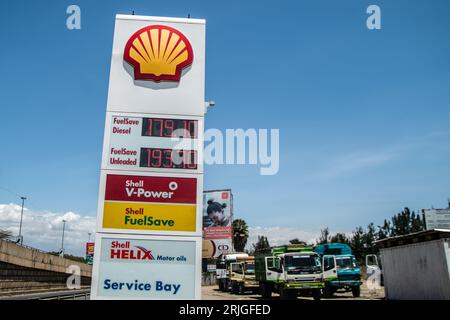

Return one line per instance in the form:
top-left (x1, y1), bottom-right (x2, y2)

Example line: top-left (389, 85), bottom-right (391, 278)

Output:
top-left (91, 15), bottom-right (205, 300)
top-left (101, 174), bottom-right (198, 232)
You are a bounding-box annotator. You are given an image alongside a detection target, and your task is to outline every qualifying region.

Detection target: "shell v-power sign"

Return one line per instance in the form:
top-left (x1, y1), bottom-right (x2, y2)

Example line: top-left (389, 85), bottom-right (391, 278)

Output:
top-left (91, 15), bottom-right (205, 300)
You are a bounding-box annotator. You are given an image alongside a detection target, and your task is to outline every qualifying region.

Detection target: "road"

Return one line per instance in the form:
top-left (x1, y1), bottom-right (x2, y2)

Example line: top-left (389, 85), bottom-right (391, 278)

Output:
top-left (0, 283), bottom-right (384, 300)
top-left (201, 283), bottom-right (385, 300)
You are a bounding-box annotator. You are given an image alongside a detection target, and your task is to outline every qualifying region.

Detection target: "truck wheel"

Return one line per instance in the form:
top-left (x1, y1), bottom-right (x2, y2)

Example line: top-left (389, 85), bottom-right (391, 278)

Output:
top-left (323, 287), bottom-right (333, 298)
top-left (238, 283), bottom-right (245, 295)
top-left (261, 283), bottom-right (272, 298)
top-left (218, 281), bottom-right (224, 291)
top-left (280, 288), bottom-right (296, 300)
top-left (352, 286), bottom-right (361, 298)
top-left (313, 289), bottom-right (322, 301)
top-left (231, 282), bottom-right (239, 294)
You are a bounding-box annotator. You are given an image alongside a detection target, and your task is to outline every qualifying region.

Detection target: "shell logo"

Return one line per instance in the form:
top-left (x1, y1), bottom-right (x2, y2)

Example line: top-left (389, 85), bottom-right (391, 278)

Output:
top-left (124, 25), bottom-right (194, 82)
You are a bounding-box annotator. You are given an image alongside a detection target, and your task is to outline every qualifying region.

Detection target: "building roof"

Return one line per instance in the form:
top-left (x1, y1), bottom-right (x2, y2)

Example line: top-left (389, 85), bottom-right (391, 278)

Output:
top-left (375, 229), bottom-right (450, 249)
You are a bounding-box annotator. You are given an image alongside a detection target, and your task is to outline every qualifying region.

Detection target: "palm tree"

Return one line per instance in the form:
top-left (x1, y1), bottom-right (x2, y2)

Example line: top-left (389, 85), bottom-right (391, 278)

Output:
top-left (232, 219), bottom-right (249, 252)
top-left (0, 229), bottom-right (12, 240)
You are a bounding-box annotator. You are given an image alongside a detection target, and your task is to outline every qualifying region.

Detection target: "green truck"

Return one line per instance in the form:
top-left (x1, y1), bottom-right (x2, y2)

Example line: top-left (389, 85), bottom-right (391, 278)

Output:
top-left (314, 243), bottom-right (362, 297)
top-left (255, 244), bottom-right (337, 300)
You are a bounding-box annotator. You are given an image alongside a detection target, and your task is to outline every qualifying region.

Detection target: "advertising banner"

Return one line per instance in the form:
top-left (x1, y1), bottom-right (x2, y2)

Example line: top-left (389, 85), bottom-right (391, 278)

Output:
top-left (423, 208), bottom-right (450, 230)
top-left (202, 239), bottom-right (232, 258)
top-left (203, 190), bottom-right (233, 239)
top-left (85, 242), bottom-right (95, 265)
top-left (97, 171), bottom-right (203, 236)
top-left (91, 234), bottom-right (201, 300)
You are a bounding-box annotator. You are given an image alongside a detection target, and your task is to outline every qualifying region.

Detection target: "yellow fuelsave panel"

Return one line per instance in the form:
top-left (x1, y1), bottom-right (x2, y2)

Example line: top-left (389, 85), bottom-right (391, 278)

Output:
top-left (102, 201), bottom-right (196, 231)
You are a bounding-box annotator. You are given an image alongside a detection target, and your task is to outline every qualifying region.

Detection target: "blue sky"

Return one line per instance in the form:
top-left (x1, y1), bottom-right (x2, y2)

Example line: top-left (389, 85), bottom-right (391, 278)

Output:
top-left (1, 0), bottom-right (450, 249)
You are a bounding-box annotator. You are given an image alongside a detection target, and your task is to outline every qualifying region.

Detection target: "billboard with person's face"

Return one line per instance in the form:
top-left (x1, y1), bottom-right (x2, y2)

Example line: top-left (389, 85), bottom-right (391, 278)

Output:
top-left (202, 190), bottom-right (232, 239)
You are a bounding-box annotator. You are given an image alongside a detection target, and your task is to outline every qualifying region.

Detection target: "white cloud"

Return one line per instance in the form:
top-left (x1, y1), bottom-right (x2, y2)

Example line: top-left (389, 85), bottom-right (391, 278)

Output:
top-left (316, 150), bottom-right (397, 180)
top-left (0, 203), bottom-right (96, 257)
top-left (247, 226), bottom-right (320, 249)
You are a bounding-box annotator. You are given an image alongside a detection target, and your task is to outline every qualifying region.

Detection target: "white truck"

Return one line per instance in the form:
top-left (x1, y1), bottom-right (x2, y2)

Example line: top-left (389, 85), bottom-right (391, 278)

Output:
top-left (255, 245), bottom-right (337, 300)
top-left (216, 253), bottom-right (249, 291)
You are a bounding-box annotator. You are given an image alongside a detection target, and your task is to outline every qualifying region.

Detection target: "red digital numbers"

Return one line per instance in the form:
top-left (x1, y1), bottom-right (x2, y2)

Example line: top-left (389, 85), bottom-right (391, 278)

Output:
top-left (142, 118), bottom-right (197, 138)
top-left (140, 148), bottom-right (198, 170)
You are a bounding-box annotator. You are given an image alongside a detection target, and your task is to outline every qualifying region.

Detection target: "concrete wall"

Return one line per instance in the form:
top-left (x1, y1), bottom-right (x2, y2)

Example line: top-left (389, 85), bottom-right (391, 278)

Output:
top-left (0, 240), bottom-right (92, 278)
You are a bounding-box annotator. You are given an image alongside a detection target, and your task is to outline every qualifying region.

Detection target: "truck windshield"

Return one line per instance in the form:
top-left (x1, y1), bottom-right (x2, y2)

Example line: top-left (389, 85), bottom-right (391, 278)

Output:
top-left (285, 254), bottom-right (321, 273)
top-left (336, 256), bottom-right (356, 269)
top-left (244, 263), bottom-right (255, 275)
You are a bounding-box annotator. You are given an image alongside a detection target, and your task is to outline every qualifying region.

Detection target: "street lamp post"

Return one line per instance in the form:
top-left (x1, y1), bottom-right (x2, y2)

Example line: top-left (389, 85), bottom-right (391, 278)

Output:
top-left (18, 196), bottom-right (26, 245)
top-left (60, 220), bottom-right (67, 258)
top-left (88, 232), bottom-right (92, 243)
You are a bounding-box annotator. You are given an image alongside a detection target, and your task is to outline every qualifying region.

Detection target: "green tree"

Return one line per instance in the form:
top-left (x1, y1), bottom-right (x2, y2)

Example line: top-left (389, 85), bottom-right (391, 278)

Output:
top-left (382, 207), bottom-right (425, 238)
top-left (316, 227), bottom-right (330, 245)
top-left (377, 219), bottom-right (391, 240)
top-left (289, 238), bottom-right (307, 245)
top-left (232, 219), bottom-right (249, 252)
top-left (362, 223), bottom-right (377, 255)
top-left (329, 233), bottom-right (349, 244)
top-left (349, 227), bottom-right (365, 262)
top-left (252, 235), bottom-right (271, 255)
top-left (0, 229), bottom-right (12, 240)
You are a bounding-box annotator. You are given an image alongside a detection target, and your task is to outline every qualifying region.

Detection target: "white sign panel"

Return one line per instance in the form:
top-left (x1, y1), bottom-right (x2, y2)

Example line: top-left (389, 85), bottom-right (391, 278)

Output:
top-left (90, 234), bottom-right (201, 300)
top-left (424, 208), bottom-right (450, 230)
top-left (107, 15), bottom-right (205, 116)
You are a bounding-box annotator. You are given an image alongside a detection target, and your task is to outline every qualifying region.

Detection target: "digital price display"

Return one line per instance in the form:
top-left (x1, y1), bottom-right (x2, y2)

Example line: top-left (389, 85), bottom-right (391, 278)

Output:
top-left (141, 118), bottom-right (198, 138)
top-left (140, 148), bottom-right (198, 170)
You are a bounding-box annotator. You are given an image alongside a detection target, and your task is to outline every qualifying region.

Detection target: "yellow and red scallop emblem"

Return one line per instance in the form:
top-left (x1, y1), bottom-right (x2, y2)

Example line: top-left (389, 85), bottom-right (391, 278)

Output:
top-left (124, 25), bottom-right (194, 82)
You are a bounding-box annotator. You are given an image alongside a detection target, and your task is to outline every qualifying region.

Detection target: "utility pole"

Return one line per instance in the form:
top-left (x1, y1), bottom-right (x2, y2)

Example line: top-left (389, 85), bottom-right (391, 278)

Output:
top-left (60, 220), bottom-right (67, 258)
top-left (18, 196), bottom-right (26, 245)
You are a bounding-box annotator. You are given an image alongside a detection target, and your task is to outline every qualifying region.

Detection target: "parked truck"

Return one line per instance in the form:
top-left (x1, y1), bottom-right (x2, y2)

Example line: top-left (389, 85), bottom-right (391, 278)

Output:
top-left (314, 243), bottom-right (362, 297)
top-left (216, 253), bottom-right (249, 291)
top-left (229, 256), bottom-right (259, 294)
top-left (255, 244), bottom-right (337, 300)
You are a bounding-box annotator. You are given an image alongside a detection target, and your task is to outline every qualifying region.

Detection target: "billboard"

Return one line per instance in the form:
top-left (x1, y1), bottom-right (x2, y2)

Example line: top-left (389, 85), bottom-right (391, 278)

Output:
top-left (96, 171), bottom-right (203, 236)
top-left (85, 242), bottom-right (95, 265)
top-left (423, 208), bottom-right (450, 230)
top-left (90, 234), bottom-right (201, 300)
top-left (202, 239), bottom-right (232, 258)
top-left (203, 190), bottom-right (233, 239)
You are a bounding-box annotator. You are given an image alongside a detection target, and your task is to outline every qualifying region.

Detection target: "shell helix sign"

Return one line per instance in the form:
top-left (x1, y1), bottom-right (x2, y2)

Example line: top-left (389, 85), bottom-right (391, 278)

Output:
top-left (91, 15), bottom-right (205, 300)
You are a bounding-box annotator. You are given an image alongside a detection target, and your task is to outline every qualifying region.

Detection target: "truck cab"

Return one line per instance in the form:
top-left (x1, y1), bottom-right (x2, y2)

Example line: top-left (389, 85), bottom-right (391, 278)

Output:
top-left (314, 243), bottom-right (362, 297)
top-left (255, 245), bottom-right (337, 300)
top-left (229, 257), bottom-right (259, 294)
top-left (216, 253), bottom-right (249, 291)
